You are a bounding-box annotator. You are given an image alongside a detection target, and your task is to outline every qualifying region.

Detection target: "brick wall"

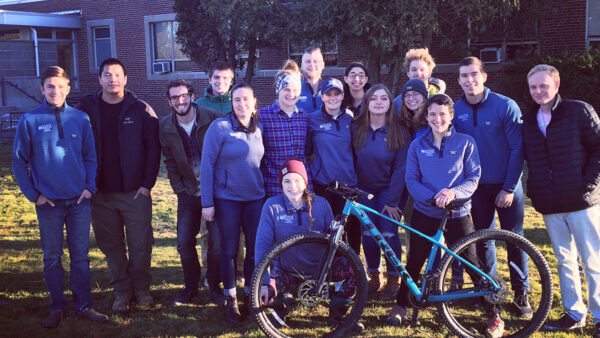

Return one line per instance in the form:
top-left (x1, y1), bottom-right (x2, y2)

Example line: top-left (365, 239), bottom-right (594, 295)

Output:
top-left (539, 0), bottom-right (587, 55)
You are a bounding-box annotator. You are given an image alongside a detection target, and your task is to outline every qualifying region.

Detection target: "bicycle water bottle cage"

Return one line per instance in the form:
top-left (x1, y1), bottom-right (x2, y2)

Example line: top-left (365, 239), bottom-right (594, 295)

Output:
top-left (326, 181), bottom-right (374, 201)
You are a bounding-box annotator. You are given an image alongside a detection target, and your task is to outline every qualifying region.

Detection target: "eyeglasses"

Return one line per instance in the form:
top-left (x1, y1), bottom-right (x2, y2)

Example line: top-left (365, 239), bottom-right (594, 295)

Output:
top-left (404, 93), bottom-right (423, 100)
top-left (348, 73), bottom-right (366, 80)
top-left (169, 93), bottom-right (191, 101)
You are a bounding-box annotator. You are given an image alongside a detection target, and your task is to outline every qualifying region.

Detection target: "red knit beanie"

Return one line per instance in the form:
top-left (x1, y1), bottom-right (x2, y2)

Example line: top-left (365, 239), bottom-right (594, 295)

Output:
top-left (279, 159), bottom-right (308, 186)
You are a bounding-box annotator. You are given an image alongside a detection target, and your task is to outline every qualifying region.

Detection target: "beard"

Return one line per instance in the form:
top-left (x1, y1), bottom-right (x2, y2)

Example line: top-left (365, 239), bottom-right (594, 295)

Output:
top-left (174, 103), bottom-right (193, 116)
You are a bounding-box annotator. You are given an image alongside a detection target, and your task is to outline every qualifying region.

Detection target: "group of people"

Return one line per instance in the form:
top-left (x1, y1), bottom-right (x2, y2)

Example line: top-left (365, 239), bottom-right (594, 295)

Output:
top-left (11, 45), bottom-right (600, 338)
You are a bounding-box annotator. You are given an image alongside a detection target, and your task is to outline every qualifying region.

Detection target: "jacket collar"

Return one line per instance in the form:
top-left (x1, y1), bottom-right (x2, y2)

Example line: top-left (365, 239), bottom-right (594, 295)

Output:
top-left (461, 87), bottom-right (490, 107)
top-left (42, 99), bottom-right (68, 113)
top-left (281, 194), bottom-right (309, 214)
top-left (204, 85), bottom-right (231, 103)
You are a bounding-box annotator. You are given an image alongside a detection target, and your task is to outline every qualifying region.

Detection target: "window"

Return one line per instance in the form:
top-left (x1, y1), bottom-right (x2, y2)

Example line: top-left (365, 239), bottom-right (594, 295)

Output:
top-left (589, 0), bottom-right (600, 48)
top-left (150, 20), bottom-right (191, 73)
top-left (86, 19), bottom-right (116, 73)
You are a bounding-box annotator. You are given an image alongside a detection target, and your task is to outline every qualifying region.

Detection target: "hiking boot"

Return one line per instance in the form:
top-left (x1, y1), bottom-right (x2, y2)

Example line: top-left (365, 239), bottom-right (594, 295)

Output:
top-left (225, 295), bottom-right (242, 325)
top-left (112, 295), bottom-right (130, 312)
top-left (543, 313), bottom-right (586, 331)
top-left (172, 288), bottom-right (199, 306)
top-left (486, 315), bottom-right (505, 338)
top-left (134, 290), bottom-right (153, 307)
top-left (512, 291), bottom-right (533, 319)
top-left (386, 305), bottom-right (408, 327)
top-left (367, 271), bottom-right (384, 294)
top-left (209, 285), bottom-right (227, 306)
top-left (381, 275), bottom-right (401, 299)
top-left (78, 308), bottom-right (108, 323)
top-left (41, 310), bottom-right (65, 328)
top-left (327, 296), bottom-right (364, 333)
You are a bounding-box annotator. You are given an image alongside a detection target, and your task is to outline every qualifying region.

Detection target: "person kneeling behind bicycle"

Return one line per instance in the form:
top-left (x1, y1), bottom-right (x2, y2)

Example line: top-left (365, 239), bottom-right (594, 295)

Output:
top-left (388, 94), bottom-right (504, 338)
top-left (254, 159), bottom-right (363, 333)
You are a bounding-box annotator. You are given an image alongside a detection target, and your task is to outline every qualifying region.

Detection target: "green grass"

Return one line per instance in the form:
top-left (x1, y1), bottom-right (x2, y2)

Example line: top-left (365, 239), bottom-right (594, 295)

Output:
top-left (0, 142), bottom-right (590, 337)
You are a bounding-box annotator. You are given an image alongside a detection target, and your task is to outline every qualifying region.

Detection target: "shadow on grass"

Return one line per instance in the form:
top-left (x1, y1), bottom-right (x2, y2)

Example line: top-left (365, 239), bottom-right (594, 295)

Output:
top-left (523, 227), bottom-right (551, 247)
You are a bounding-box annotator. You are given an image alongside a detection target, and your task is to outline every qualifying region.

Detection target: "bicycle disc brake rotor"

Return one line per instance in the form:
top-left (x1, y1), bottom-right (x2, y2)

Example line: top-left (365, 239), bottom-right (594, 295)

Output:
top-left (483, 276), bottom-right (509, 305)
top-left (297, 280), bottom-right (329, 306)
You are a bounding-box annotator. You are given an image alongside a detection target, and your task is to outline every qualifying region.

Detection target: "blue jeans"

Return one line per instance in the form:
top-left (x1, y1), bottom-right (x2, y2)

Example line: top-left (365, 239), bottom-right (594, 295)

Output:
top-left (176, 192), bottom-right (221, 291)
top-left (359, 187), bottom-right (402, 276)
top-left (471, 182), bottom-right (529, 292)
top-left (215, 198), bottom-right (263, 291)
top-left (36, 197), bottom-right (93, 313)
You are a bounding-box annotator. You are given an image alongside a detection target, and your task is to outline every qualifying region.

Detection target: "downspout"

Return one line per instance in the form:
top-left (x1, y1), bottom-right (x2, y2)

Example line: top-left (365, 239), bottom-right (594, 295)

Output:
top-left (29, 27), bottom-right (40, 77)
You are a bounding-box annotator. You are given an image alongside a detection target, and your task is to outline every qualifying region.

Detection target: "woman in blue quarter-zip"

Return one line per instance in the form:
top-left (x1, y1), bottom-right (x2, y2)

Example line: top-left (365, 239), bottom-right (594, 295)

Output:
top-left (200, 83), bottom-right (265, 324)
top-left (352, 84), bottom-right (411, 299)
top-left (307, 78), bottom-right (361, 254)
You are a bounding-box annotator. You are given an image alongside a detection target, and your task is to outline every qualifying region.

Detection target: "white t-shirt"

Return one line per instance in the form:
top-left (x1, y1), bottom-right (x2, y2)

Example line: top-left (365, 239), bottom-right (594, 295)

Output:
top-left (536, 108), bottom-right (552, 137)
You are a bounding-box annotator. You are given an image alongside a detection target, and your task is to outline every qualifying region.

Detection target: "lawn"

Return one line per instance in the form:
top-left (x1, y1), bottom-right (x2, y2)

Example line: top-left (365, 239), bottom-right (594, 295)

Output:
top-left (0, 141), bottom-right (590, 337)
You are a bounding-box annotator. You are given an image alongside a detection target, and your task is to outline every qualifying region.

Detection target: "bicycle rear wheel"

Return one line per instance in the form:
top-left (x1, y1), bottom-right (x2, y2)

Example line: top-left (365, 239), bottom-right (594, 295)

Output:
top-left (250, 232), bottom-right (367, 338)
top-left (435, 229), bottom-right (552, 337)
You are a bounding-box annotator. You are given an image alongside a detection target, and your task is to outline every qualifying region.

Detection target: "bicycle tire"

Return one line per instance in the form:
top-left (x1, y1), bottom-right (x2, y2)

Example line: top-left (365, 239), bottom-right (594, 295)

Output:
top-left (434, 229), bottom-right (552, 337)
top-left (250, 232), bottom-right (368, 337)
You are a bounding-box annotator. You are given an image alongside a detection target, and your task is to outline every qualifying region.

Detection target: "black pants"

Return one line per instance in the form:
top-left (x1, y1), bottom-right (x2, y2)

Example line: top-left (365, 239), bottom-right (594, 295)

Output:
top-left (313, 182), bottom-right (362, 254)
top-left (397, 209), bottom-right (478, 306)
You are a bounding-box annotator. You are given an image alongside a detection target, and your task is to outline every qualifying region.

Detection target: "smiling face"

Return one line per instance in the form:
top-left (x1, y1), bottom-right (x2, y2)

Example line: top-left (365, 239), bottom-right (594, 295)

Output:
top-left (458, 64), bottom-right (487, 98)
top-left (404, 90), bottom-right (425, 112)
top-left (427, 103), bottom-right (453, 136)
top-left (344, 66), bottom-right (368, 92)
top-left (368, 88), bottom-right (390, 117)
top-left (301, 51), bottom-right (324, 81)
top-left (321, 88), bottom-right (343, 114)
top-left (277, 81), bottom-right (301, 109)
top-left (167, 85), bottom-right (194, 116)
top-left (210, 69), bottom-right (234, 96)
top-left (41, 76), bottom-right (70, 107)
top-left (282, 172), bottom-right (306, 202)
top-left (528, 71), bottom-right (559, 108)
top-left (99, 64), bottom-right (127, 96)
top-left (407, 60), bottom-right (432, 81)
top-left (232, 87), bottom-right (256, 121)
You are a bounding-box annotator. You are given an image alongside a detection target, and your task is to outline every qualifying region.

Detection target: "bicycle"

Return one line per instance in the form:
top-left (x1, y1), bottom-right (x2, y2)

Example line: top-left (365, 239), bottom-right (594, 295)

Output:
top-left (250, 182), bottom-right (552, 337)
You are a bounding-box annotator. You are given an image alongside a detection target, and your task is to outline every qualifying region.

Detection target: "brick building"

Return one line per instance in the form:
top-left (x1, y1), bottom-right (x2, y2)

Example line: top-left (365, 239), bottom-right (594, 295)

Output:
top-left (0, 0), bottom-right (598, 116)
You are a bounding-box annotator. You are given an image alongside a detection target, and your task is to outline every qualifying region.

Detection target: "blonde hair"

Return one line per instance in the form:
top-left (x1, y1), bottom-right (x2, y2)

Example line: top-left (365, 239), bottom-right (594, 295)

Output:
top-left (527, 64), bottom-right (560, 83)
top-left (276, 59), bottom-right (300, 78)
top-left (404, 48), bottom-right (436, 73)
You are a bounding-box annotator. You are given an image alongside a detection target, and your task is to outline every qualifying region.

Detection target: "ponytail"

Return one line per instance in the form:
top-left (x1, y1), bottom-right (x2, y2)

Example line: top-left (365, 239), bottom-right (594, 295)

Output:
top-left (303, 190), bottom-right (314, 230)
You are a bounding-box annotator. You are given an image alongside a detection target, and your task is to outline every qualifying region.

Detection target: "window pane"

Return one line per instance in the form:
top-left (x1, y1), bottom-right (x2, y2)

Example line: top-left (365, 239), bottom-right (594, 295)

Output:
top-left (55, 29), bottom-right (72, 40)
top-left (590, 0), bottom-right (600, 36)
top-left (95, 39), bottom-right (112, 68)
top-left (94, 27), bottom-right (110, 39)
top-left (172, 21), bottom-right (188, 59)
top-left (153, 22), bottom-right (172, 60)
top-left (174, 60), bottom-right (191, 71)
top-left (36, 28), bottom-right (53, 39)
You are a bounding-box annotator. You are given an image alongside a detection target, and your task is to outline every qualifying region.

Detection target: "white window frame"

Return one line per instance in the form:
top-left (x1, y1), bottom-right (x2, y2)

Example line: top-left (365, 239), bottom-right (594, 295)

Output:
top-left (86, 19), bottom-right (116, 74)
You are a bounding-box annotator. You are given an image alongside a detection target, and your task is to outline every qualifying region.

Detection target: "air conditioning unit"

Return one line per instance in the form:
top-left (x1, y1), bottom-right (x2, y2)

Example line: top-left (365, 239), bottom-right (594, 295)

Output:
top-left (153, 61), bottom-right (171, 73)
top-left (480, 48), bottom-right (502, 63)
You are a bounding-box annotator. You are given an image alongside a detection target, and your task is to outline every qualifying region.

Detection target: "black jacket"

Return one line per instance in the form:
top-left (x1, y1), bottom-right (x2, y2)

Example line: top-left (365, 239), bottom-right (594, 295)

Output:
top-left (522, 94), bottom-right (600, 214)
top-left (77, 90), bottom-right (161, 192)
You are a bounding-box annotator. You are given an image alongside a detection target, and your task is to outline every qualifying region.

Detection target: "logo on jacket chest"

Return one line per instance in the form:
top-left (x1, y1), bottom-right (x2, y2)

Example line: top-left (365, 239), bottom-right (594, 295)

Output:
top-left (278, 214), bottom-right (295, 224)
top-left (458, 114), bottom-right (469, 122)
top-left (123, 117), bottom-right (134, 125)
top-left (421, 149), bottom-right (435, 156)
top-left (319, 123), bottom-right (333, 130)
top-left (38, 124), bottom-right (52, 132)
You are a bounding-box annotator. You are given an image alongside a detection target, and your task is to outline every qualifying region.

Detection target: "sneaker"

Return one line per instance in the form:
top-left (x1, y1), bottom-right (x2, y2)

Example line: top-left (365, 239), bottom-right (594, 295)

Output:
top-left (209, 285), bottom-right (227, 306)
top-left (543, 313), bottom-right (586, 331)
top-left (381, 275), bottom-right (401, 299)
top-left (387, 305), bottom-right (408, 327)
top-left (225, 295), bottom-right (242, 325)
top-left (367, 271), bottom-right (384, 294)
top-left (486, 315), bottom-right (505, 338)
top-left (78, 308), bottom-right (108, 323)
top-left (41, 310), bottom-right (65, 328)
top-left (172, 288), bottom-right (199, 306)
top-left (594, 322), bottom-right (600, 338)
top-left (112, 295), bottom-right (130, 312)
top-left (134, 290), bottom-right (153, 307)
top-left (512, 291), bottom-right (533, 319)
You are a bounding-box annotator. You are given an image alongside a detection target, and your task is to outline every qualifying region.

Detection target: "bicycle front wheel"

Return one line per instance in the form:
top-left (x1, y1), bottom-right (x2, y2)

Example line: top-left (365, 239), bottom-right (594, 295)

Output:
top-left (435, 229), bottom-right (552, 337)
top-left (250, 232), bottom-right (367, 338)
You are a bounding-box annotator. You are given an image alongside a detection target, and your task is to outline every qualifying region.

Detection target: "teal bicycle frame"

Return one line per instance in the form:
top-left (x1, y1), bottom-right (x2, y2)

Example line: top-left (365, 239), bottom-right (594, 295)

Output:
top-left (340, 199), bottom-right (502, 303)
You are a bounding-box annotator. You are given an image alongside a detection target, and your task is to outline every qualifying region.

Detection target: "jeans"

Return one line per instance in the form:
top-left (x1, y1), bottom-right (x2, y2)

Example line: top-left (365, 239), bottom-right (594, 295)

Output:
top-left (470, 182), bottom-right (529, 292)
top-left (215, 198), bottom-right (263, 292)
top-left (91, 191), bottom-right (153, 297)
top-left (36, 197), bottom-right (93, 313)
top-left (359, 186), bottom-right (402, 276)
top-left (176, 192), bottom-right (221, 291)
top-left (543, 205), bottom-right (600, 323)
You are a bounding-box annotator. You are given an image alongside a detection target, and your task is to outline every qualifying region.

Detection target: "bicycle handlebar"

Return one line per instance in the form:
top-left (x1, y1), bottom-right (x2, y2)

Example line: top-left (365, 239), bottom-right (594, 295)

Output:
top-left (425, 197), bottom-right (471, 211)
top-left (326, 181), bottom-right (374, 201)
